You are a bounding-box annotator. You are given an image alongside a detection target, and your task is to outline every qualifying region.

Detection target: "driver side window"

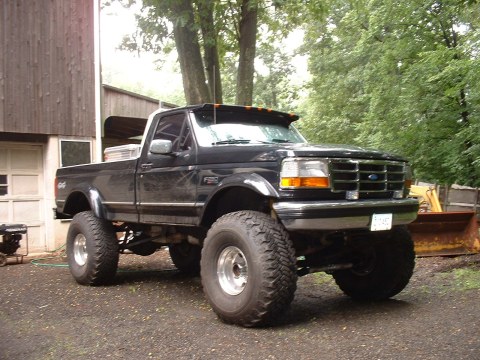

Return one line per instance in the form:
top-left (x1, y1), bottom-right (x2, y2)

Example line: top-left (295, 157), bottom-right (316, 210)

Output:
top-left (153, 113), bottom-right (191, 151)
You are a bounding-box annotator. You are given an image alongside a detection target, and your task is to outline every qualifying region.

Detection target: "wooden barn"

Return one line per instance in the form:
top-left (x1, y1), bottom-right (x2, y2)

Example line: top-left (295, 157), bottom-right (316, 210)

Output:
top-left (0, 1), bottom-right (164, 253)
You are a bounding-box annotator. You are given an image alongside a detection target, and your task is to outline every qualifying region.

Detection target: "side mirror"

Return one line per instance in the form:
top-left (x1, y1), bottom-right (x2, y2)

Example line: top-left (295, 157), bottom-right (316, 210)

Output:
top-left (150, 139), bottom-right (173, 154)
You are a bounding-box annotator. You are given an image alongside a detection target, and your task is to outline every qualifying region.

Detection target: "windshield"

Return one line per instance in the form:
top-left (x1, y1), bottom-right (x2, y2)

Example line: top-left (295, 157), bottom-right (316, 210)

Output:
top-left (191, 112), bottom-right (306, 146)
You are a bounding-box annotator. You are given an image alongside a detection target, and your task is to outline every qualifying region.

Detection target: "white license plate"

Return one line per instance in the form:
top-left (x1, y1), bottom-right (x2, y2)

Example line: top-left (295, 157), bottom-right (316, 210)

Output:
top-left (370, 213), bottom-right (393, 231)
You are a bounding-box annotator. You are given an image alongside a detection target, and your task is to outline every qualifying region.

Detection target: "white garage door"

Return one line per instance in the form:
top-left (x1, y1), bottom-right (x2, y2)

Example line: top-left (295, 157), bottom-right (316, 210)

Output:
top-left (0, 144), bottom-right (45, 253)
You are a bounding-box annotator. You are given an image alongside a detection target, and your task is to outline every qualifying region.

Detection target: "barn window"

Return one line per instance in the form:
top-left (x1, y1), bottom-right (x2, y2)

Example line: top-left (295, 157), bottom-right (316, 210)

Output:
top-left (60, 140), bottom-right (92, 167)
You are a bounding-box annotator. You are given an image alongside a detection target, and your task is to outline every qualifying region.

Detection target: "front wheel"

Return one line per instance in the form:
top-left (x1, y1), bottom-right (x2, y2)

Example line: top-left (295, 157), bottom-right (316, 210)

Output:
top-left (332, 226), bottom-right (415, 301)
top-left (201, 211), bottom-right (297, 327)
top-left (66, 211), bottom-right (119, 285)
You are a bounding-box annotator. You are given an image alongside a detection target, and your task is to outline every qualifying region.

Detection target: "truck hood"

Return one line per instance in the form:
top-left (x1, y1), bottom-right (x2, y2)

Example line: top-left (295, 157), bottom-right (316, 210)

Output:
top-left (197, 142), bottom-right (407, 165)
top-left (278, 143), bottom-right (406, 161)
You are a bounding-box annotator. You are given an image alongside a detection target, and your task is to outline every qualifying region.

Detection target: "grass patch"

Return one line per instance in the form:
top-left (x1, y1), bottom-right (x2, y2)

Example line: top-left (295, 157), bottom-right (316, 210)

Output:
top-left (451, 268), bottom-right (480, 290)
top-left (312, 272), bottom-right (334, 285)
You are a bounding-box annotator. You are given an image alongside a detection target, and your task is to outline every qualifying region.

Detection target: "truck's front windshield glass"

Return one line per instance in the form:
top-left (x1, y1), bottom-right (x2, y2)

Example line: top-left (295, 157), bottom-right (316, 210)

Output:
top-left (191, 111), bottom-right (306, 146)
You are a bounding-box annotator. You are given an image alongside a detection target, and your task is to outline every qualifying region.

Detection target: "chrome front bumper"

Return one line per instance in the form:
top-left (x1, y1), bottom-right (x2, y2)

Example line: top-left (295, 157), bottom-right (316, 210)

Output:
top-left (272, 198), bottom-right (419, 231)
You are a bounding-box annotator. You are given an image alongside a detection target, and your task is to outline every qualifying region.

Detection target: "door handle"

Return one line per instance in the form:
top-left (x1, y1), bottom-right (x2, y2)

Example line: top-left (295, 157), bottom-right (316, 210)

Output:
top-left (140, 163), bottom-right (152, 170)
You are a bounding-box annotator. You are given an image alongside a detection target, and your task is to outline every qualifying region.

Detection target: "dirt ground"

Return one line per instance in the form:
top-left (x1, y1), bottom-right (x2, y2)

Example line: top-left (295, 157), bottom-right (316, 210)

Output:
top-left (0, 249), bottom-right (479, 360)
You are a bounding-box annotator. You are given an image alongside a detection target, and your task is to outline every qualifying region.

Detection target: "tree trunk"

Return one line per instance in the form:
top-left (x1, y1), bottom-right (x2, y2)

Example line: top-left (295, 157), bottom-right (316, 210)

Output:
top-left (197, 0), bottom-right (222, 103)
top-left (235, 0), bottom-right (258, 106)
top-left (171, 0), bottom-right (210, 104)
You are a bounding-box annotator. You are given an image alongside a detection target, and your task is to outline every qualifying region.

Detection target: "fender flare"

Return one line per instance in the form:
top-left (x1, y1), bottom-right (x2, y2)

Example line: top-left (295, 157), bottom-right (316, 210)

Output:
top-left (199, 173), bottom-right (279, 222)
top-left (63, 184), bottom-right (106, 219)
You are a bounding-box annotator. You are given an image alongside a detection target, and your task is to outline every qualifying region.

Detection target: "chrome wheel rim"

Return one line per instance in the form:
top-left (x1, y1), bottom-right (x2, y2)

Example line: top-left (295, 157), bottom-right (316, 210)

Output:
top-left (217, 246), bottom-right (248, 295)
top-left (73, 234), bottom-right (88, 266)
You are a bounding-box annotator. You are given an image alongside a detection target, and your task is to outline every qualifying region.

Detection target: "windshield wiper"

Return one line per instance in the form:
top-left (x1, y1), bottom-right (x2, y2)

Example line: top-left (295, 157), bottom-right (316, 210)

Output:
top-left (212, 139), bottom-right (251, 145)
top-left (271, 139), bottom-right (292, 143)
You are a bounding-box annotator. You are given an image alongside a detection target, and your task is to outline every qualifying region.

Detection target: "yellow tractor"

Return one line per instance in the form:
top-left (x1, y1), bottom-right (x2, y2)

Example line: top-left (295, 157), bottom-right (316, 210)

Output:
top-left (408, 185), bottom-right (480, 256)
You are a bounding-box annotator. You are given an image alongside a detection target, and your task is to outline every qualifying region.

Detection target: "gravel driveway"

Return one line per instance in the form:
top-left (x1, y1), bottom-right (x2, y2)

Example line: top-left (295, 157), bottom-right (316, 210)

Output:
top-left (0, 249), bottom-right (479, 360)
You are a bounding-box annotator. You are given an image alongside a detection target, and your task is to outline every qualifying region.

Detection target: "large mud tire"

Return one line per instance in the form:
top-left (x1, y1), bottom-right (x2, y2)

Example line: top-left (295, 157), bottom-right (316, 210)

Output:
top-left (169, 242), bottom-right (201, 275)
top-left (332, 226), bottom-right (415, 301)
top-left (66, 211), bottom-right (119, 286)
top-left (201, 211), bottom-right (297, 327)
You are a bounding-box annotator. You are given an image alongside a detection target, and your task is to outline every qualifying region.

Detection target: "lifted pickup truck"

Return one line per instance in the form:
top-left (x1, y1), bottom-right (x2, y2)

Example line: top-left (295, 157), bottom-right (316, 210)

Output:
top-left (55, 104), bottom-right (418, 327)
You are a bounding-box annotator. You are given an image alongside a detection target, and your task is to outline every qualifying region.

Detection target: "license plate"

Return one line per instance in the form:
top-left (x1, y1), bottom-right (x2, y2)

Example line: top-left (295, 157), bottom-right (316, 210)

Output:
top-left (370, 213), bottom-right (393, 231)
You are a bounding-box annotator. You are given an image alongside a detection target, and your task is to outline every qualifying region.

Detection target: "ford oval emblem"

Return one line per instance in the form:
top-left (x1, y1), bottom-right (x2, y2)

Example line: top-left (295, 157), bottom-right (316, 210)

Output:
top-left (368, 174), bottom-right (379, 181)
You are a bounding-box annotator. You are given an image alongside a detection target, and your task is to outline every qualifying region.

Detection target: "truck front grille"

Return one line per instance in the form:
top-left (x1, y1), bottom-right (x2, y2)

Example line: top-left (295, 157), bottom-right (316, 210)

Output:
top-left (329, 159), bottom-right (405, 193)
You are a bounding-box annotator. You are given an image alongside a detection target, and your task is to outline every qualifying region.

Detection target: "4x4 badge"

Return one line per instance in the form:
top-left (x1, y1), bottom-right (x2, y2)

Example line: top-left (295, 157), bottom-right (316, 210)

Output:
top-left (203, 176), bottom-right (219, 185)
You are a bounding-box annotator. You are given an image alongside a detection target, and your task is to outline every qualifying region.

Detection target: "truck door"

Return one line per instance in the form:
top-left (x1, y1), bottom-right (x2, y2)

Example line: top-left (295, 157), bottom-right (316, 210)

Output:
top-left (137, 111), bottom-right (198, 224)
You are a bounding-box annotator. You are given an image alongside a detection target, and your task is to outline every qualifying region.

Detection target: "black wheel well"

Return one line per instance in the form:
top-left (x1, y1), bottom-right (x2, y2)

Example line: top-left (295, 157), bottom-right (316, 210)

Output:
top-left (201, 187), bottom-right (270, 228)
top-left (63, 192), bottom-right (91, 216)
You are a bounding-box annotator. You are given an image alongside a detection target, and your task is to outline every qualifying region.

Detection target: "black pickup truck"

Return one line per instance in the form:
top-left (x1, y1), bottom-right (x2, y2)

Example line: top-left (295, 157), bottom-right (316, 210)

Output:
top-left (55, 104), bottom-right (418, 327)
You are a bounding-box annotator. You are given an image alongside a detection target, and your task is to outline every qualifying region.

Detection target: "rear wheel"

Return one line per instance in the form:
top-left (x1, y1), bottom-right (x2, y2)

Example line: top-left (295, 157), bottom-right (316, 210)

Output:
top-left (130, 241), bottom-right (157, 256)
top-left (168, 242), bottom-right (201, 275)
top-left (201, 211), bottom-right (297, 327)
top-left (66, 211), bottom-right (119, 285)
top-left (332, 226), bottom-right (415, 300)
top-left (128, 234), bottom-right (158, 256)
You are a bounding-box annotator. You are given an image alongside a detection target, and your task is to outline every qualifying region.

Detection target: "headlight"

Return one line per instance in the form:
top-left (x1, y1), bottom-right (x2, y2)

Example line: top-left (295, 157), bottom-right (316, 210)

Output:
top-left (280, 158), bottom-right (330, 189)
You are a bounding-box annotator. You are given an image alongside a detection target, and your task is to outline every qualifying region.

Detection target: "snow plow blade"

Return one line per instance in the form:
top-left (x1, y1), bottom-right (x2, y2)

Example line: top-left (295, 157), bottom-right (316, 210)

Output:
top-left (408, 212), bottom-right (480, 257)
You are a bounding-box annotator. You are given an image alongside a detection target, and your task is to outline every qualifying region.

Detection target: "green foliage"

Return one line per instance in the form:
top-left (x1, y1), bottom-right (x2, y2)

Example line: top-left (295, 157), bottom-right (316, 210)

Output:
top-left (302, 0), bottom-right (480, 186)
top-left (253, 42), bottom-right (300, 112)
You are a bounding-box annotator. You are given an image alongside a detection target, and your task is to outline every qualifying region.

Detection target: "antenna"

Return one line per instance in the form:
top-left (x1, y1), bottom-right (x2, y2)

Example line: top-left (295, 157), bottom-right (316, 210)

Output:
top-left (213, 65), bottom-right (217, 125)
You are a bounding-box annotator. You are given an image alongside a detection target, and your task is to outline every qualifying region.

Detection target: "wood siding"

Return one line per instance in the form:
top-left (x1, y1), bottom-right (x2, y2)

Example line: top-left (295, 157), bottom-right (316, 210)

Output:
top-left (0, 0), bottom-right (95, 137)
top-left (102, 85), bottom-right (159, 120)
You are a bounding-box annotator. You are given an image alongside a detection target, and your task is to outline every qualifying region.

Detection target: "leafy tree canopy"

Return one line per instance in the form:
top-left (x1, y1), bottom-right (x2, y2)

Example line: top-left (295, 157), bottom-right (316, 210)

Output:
top-left (301, 0), bottom-right (480, 186)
